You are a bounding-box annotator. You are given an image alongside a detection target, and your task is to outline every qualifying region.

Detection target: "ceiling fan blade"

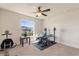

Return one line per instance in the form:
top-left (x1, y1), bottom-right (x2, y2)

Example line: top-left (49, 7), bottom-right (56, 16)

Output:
top-left (38, 6), bottom-right (41, 12)
top-left (42, 13), bottom-right (47, 16)
top-left (42, 9), bottom-right (50, 12)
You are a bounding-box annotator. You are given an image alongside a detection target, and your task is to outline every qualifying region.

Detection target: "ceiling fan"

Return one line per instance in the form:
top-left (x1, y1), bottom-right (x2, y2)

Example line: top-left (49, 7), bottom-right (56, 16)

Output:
top-left (34, 6), bottom-right (50, 17)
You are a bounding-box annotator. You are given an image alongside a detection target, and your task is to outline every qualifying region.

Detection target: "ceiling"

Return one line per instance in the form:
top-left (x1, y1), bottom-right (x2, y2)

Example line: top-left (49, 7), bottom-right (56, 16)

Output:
top-left (0, 3), bottom-right (79, 19)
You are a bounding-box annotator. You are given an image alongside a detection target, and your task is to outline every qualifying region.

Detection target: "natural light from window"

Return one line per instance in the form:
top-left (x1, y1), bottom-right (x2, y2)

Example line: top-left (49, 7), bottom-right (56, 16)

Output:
top-left (20, 19), bottom-right (35, 36)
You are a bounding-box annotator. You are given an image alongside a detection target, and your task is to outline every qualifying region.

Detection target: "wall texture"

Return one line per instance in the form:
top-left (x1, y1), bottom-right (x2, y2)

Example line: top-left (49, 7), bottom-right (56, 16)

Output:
top-left (0, 8), bottom-right (43, 44)
top-left (43, 7), bottom-right (79, 48)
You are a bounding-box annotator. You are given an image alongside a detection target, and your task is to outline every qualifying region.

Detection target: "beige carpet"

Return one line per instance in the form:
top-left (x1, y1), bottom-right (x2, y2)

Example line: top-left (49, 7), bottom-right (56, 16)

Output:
top-left (0, 43), bottom-right (79, 56)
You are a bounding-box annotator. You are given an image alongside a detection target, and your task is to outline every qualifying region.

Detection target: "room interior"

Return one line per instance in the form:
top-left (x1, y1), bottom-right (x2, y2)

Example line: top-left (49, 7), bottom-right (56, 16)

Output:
top-left (0, 3), bottom-right (79, 56)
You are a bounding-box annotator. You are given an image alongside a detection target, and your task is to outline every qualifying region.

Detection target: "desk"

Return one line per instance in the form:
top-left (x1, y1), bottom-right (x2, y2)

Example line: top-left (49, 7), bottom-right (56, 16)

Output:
top-left (20, 36), bottom-right (31, 47)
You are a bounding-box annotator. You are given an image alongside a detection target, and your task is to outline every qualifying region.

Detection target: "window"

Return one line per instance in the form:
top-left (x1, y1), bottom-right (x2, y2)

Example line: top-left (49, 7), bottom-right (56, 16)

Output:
top-left (20, 19), bottom-right (34, 36)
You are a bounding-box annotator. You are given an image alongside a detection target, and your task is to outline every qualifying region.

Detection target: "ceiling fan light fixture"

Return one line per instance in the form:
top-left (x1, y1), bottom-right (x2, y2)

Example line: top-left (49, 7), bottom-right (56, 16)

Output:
top-left (36, 12), bottom-right (41, 16)
top-left (33, 6), bottom-right (50, 17)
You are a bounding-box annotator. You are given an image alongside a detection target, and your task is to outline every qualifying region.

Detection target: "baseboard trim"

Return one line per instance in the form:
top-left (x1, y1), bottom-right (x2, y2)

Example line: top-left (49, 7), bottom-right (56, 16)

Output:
top-left (57, 41), bottom-right (79, 49)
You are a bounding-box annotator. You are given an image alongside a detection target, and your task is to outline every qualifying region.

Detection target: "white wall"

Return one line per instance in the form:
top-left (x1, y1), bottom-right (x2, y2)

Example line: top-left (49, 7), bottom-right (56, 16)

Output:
top-left (0, 8), bottom-right (43, 44)
top-left (43, 7), bottom-right (79, 48)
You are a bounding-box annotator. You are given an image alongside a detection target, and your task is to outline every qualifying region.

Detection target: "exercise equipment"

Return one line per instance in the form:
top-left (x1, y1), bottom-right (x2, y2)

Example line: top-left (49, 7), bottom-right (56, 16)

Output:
top-left (2, 30), bottom-right (12, 39)
top-left (33, 27), bottom-right (56, 50)
top-left (1, 30), bottom-right (14, 49)
top-left (1, 38), bottom-right (14, 49)
top-left (0, 30), bottom-right (17, 56)
top-left (53, 26), bottom-right (56, 44)
top-left (36, 28), bottom-right (48, 45)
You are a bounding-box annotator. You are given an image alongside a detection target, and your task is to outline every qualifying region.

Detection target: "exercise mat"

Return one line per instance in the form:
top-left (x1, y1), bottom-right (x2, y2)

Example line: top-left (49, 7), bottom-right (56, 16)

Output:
top-left (33, 41), bottom-right (56, 50)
